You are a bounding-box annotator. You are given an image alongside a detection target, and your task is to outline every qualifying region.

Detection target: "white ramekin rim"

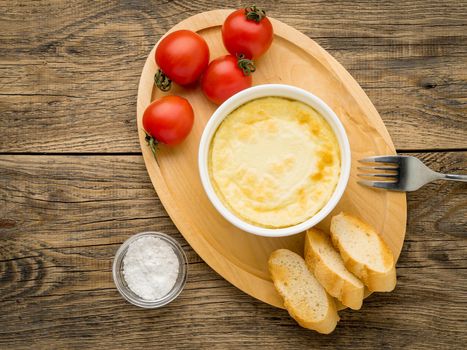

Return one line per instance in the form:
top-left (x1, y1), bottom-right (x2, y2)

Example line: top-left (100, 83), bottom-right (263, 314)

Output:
top-left (198, 84), bottom-right (351, 237)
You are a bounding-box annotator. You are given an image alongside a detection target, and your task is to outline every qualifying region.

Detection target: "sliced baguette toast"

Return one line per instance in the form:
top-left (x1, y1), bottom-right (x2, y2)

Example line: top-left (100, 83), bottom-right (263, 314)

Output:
top-left (268, 249), bottom-right (339, 334)
top-left (305, 228), bottom-right (364, 310)
top-left (330, 212), bottom-right (397, 292)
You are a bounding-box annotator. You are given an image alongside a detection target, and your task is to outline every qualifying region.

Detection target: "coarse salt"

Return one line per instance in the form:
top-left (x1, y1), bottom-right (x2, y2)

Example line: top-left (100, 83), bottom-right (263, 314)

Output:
top-left (123, 236), bottom-right (179, 300)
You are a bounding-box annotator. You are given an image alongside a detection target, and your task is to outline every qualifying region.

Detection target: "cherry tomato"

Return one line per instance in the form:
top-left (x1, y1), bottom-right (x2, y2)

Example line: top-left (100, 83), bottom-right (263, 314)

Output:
top-left (222, 5), bottom-right (273, 59)
top-left (201, 55), bottom-right (254, 105)
top-left (143, 96), bottom-right (194, 149)
top-left (155, 30), bottom-right (209, 91)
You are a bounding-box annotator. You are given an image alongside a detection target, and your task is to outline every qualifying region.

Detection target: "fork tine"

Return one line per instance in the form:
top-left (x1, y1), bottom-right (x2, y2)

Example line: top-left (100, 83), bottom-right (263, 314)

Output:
top-left (357, 173), bottom-right (398, 178)
top-left (358, 180), bottom-right (402, 191)
top-left (359, 156), bottom-right (400, 164)
top-left (357, 166), bottom-right (399, 172)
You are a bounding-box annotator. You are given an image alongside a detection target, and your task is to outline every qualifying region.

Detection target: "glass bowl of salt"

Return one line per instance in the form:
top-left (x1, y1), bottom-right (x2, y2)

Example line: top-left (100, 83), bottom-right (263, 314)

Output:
top-left (113, 231), bottom-right (188, 308)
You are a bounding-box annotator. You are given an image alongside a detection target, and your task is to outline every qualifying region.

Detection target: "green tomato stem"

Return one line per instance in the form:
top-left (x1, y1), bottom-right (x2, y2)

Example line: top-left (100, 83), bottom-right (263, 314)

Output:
top-left (145, 133), bottom-right (158, 159)
top-left (244, 5), bottom-right (266, 22)
top-left (236, 54), bottom-right (256, 76)
top-left (154, 69), bottom-right (172, 91)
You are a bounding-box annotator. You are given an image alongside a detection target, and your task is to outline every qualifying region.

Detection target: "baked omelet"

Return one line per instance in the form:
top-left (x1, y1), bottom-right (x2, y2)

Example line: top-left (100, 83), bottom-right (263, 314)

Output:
top-left (209, 97), bottom-right (340, 228)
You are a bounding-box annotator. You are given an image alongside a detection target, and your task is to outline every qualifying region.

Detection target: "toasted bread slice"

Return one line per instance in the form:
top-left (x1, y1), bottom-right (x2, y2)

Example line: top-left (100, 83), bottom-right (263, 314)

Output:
top-left (330, 212), bottom-right (397, 292)
top-left (305, 228), bottom-right (364, 310)
top-left (268, 249), bottom-right (339, 334)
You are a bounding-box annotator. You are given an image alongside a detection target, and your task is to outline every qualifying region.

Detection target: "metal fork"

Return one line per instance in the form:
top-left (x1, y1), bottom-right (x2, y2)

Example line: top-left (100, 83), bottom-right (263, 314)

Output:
top-left (358, 155), bottom-right (467, 191)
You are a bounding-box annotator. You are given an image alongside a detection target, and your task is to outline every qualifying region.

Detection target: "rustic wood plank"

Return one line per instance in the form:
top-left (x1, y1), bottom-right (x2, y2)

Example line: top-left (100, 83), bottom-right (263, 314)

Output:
top-left (0, 0), bottom-right (466, 153)
top-left (0, 152), bottom-right (465, 349)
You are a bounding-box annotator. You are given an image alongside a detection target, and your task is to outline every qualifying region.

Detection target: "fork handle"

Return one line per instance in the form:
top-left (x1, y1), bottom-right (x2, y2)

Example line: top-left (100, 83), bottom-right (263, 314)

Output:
top-left (440, 173), bottom-right (467, 182)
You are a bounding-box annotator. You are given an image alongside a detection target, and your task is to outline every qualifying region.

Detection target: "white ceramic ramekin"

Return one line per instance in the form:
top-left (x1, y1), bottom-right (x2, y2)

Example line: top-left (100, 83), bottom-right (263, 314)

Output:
top-left (198, 84), bottom-right (351, 237)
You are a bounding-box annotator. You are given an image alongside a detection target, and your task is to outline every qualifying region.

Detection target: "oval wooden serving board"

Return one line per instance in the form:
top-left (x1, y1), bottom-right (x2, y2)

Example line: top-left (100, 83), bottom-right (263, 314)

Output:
top-left (137, 10), bottom-right (407, 309)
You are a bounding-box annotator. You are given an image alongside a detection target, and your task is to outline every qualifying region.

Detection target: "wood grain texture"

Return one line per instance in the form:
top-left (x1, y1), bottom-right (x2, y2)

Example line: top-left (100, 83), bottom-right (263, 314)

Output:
top-left (1, 0), bottom-right (466, 153)
top-left (1, 153), bottom-right (466, 349)
top-left (136, 9), bottom-right (407, 309)
top-left (1, 0), bottom-right (466, 349)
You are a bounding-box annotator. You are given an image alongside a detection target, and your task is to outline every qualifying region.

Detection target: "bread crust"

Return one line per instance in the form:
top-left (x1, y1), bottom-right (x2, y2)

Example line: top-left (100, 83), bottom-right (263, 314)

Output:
top-left (330, 213), bottom-right (397, 292)
top-left (304, 229), bottom-right (364, 310)
top-left (269, 249), bottom-right (339, 334)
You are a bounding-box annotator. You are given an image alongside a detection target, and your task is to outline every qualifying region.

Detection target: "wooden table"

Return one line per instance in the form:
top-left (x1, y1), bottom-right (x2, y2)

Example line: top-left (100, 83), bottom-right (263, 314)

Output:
top-left (1, 1), bottom-right (466, 348)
